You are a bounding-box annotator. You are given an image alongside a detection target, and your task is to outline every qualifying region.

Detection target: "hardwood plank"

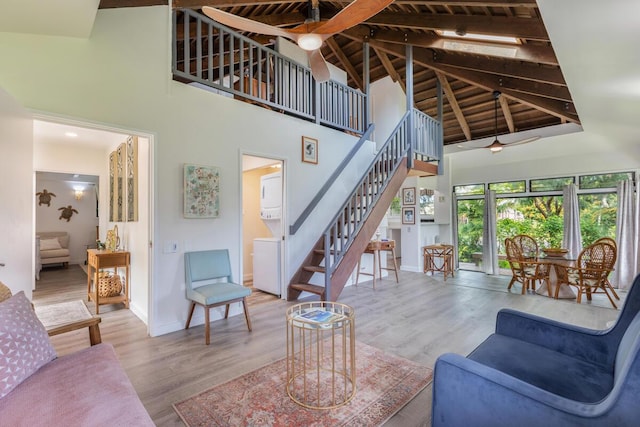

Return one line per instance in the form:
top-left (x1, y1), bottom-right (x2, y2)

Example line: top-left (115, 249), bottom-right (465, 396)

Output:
top-left (33, 264), bottom-right (622, 426)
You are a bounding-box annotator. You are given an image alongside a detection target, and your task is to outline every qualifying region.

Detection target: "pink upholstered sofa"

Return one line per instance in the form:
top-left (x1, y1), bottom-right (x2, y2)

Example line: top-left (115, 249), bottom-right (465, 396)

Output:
top-left (0, 291), bottom-right (154, 426)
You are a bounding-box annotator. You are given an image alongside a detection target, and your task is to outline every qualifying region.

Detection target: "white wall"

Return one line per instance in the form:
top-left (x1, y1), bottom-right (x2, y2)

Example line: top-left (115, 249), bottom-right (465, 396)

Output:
top-left (0, 6), bottom-right (374, 336)
top-left (0, 88), bottom-right (33, 298)
top-left (370, 76), bottom-right (406, 146)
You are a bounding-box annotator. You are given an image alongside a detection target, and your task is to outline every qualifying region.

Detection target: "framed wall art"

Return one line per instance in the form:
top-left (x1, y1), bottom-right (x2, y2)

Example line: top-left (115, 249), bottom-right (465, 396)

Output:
top-left (301, 136), bottom-right (318, 164)
top-left (126, 136), bottom-right (138, 222)
top-left (402, 187), bottom-right (416, 205)
top-left (184, 164), bottom-right (220, 218)
top-left (402, 207), bottom-right (415, 225)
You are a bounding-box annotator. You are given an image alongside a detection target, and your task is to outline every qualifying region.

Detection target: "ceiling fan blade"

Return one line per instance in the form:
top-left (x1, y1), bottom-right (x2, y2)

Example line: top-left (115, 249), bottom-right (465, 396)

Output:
top-left (307, 50), bottom-right (331, 82)
top-left (202, 6), bottom-right (295, 40)
top-left (290, 0), bottom-right (394, 35)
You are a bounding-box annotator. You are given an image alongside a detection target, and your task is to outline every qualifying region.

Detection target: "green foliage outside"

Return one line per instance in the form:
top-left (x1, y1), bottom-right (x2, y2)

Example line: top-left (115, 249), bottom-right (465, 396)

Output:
top-left (457, 194), bottom-right (617, 265)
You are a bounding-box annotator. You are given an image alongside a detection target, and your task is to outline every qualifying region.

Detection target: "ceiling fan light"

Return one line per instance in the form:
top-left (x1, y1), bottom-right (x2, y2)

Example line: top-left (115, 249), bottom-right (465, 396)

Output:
top-left (489, 140), bottom-right (503, 153)
top-left (297, 33), bottom-right (323, 51)
top-left (490, 146), bottom-right (503, 153)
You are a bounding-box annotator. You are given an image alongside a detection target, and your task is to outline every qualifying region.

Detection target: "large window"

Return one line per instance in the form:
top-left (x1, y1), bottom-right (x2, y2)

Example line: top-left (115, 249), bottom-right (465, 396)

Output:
top-left (455, 172), bottom-right (631, 272)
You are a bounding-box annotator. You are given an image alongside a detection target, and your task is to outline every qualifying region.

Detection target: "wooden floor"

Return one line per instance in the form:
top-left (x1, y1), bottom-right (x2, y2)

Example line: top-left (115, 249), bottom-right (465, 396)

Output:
top-left (33, 264), bottom-right (623, 427)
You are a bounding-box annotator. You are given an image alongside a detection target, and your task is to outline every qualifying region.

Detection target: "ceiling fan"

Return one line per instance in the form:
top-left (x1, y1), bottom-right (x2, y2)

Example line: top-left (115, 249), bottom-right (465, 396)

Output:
top-left (202, 0), bottom-right (394, 82)
top-left (458, 91), bottom-right (540, 153)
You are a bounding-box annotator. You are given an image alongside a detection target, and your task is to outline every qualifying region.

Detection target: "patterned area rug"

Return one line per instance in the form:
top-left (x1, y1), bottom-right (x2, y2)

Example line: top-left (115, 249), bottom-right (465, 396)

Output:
top-left (173, 341), bottom-right (432, 426)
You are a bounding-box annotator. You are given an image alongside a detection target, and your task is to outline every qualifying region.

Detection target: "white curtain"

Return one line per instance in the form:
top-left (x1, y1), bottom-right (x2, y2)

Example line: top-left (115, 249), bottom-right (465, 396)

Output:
top-left (452, 192), bottom-right (459, 270)
top-left (482, 190), bottom-right (499, 275)
top-left (613, 180), bottom-right (638, 289)
top-left (562, 184), bottom-right (582, 260)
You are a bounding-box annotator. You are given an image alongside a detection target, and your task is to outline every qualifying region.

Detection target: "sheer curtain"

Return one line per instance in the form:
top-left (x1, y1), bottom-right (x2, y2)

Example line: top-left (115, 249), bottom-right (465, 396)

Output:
top-left (612, 180), bottom-right (638, 289)
top-left (482, 190), bottom-right (499, 274)
top-left (562, 184), bottom-right (582, 260)
top-left (452, 193), bottom-right (459, 270)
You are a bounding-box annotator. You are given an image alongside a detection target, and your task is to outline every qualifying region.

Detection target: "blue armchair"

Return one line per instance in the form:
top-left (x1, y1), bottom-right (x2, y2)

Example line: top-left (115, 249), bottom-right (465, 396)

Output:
top-left (184, 250), bottom-right (252, 345)
top-left (432, 274), bottom-right (640, 426)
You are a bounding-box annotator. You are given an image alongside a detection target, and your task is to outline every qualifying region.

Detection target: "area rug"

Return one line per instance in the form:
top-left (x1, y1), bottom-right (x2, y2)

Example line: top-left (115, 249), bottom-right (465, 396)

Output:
top-left (173, 341), bottom-right (433, 427)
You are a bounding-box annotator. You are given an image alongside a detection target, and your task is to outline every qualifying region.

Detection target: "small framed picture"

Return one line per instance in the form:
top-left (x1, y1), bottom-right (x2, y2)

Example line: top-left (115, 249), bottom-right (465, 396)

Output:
top-left (402, 187), bottom-right (416, 205)
top-left (301, 136), bottom-right (318, 164)
top-left (402, 207), bottom-right (415, 225)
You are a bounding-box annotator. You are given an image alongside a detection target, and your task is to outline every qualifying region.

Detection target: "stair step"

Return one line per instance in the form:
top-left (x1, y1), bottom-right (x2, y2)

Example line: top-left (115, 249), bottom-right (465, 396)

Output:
top-left (303, 265), bottom-right (325, 273)
top-left (290, 283), bottom-right (325, 296)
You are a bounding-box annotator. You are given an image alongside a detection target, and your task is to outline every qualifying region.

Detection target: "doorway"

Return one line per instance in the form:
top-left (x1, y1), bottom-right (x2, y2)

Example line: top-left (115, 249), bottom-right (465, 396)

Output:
top-left (32, 118), bottom-right (153, 329)
top-left (242, 154), bottom-right (284, 302)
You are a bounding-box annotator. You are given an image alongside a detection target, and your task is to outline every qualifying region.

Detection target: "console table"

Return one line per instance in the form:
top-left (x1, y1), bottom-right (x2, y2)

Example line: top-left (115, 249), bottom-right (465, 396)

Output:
top-left (86, 249), bottom-right (130, 314)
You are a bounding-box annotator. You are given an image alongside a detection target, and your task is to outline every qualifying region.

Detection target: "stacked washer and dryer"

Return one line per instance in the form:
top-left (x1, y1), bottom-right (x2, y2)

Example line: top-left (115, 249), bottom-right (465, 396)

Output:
top-left (252, 171), bottom-right (282, 296)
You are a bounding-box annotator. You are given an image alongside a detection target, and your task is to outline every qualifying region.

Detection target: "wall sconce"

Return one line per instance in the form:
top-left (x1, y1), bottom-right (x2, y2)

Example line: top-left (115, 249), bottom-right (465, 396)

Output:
top-left (73, 185), bottom-right (84, 200)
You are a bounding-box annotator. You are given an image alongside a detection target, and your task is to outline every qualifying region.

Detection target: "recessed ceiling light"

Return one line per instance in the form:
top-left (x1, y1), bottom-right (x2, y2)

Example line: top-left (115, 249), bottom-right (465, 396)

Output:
top-left (65, 132), bottom-right (78, 138)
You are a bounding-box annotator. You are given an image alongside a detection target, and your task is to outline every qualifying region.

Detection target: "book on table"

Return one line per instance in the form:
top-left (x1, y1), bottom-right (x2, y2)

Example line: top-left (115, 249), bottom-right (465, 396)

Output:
top-left (297, 309), bottom-right (345, 323)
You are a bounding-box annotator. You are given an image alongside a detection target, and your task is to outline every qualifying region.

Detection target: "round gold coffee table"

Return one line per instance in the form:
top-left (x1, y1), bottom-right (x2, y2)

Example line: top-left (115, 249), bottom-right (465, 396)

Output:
top-left (286, 301), bottom-right (356, 409)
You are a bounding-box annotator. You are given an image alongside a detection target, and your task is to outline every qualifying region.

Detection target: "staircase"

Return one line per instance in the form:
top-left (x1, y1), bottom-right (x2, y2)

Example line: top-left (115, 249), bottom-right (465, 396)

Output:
top-left (288, 111), bottom-right (437, 301)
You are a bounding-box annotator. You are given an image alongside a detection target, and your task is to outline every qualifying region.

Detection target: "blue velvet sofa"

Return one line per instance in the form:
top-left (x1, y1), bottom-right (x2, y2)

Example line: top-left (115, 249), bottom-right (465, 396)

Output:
top-left (432, 274), bottom-right (640, 426)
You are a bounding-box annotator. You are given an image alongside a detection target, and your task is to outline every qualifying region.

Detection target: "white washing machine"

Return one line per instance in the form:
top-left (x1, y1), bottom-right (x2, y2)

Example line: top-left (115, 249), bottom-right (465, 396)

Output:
top-left (253, 237), bottom-right (281, 296)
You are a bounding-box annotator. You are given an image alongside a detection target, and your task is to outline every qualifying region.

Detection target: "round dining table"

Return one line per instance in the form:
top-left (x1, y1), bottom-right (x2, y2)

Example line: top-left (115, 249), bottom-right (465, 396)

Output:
top-left (534, 256), bottom-right (577, 299)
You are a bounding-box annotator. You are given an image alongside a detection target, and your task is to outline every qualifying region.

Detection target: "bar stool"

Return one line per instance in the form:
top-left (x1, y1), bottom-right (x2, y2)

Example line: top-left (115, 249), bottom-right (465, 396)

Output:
top-left (356, 240), bottom-right (399, 288)
top-left (423, 244), bottom-right (454, 281)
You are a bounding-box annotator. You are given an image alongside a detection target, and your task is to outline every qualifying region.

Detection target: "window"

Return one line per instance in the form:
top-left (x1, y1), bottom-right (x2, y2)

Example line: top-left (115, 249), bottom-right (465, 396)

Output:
top-left (489, 181), bottom-right (525, 194)
top-left (530, 177), bottom-right (574, 192)
top-left (579, 172), bottom-right (634, 189)
top-left (454, 184), bottom-right (484, 196)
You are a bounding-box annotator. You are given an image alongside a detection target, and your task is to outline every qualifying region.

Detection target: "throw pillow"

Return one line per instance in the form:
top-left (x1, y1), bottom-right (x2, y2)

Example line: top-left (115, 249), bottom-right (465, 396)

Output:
top-left (39, 238), bottom-right (62, 251)
top-left (0, 292), bottom-right (57, 399)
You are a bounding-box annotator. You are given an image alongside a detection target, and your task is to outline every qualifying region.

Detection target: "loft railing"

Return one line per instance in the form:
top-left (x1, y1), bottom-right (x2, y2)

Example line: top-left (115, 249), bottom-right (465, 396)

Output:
top-left (172, 8), bottom-right (366, 134)
top-left (321, 111), bottom-right (412, 297)
top-left (413, 109), bottom-right (442, 161)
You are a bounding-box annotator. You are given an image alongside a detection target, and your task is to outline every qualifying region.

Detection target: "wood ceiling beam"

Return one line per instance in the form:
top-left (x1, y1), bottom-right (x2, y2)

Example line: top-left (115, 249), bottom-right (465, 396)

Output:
top-left (349, 26), bottom-right (557, 65)
top-left (174, 0), bottom-right (305, 7)
top-left (364, 40), bottom-right (578, 123)
top-left (430, 49), bottom-right (563, 85)
top-left (498, 95), bottom-right (515, 132)
top-left (325, 39), bottom-right (364, 91)
top-left (373, 48), bottom-right (406, 92)
top-left (366, 13), bottom-right (549, 41)
top-left (249, 12), bottom-right (306, 27)
top-left (436, 71), bottom-right (472, 140)
top-left (392, 0), bottom-right (537, 6)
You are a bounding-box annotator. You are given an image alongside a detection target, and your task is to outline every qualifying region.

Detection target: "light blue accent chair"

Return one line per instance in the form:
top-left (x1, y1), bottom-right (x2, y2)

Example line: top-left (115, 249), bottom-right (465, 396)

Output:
top-left (184, 250), bottom-right (252, 345)
top-left (432, 274), bottom-right (640, 426)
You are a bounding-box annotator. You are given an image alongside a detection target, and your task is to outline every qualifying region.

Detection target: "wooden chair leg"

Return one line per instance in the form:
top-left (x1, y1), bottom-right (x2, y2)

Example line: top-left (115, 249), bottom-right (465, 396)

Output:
top-left (205, 306), bottom-right (211, 345)
top-left (391, 248), bottom-right (399, 283)
top-left (88, 323), bottom-right (102, 346)
top-left (185, 302), bottom-right (196, 329)
top-left (605, 280), bottom-right (620, 299)
top-left (242, 298), bottom-right (252, 331)
top-left (600, 285), bottom-right (618, 309)
top-left (507, 276), bottom-right (516, 290)
top-left (224, 304), bottom-right (230, 319)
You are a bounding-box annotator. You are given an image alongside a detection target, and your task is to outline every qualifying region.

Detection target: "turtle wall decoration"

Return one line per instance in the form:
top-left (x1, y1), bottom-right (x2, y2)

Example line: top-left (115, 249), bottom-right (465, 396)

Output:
top-left (36, 189), bottom-right (56, 206)
top-left (58, 205), bottom-right (79, 222)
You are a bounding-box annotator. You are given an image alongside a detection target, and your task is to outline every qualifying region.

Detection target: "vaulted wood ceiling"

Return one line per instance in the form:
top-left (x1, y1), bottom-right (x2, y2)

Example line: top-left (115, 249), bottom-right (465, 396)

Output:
top-left (99, 0), bottom-right (579, 146)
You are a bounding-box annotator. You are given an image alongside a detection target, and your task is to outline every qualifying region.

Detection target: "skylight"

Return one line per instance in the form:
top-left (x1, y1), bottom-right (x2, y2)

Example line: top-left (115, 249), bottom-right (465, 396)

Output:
top-left (437, 30), bottom-right (519, 58)
top-left (439, 30), bottom-right (518, 45)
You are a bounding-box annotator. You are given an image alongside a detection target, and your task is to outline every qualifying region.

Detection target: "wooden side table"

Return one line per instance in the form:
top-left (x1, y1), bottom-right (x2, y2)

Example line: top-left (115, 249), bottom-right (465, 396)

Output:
top-left (355, 240), bottom-right (399, 288)
top-left (87, 249), bottom-right (130, 314)
top-left (423, 244), bottom-right (455, 281)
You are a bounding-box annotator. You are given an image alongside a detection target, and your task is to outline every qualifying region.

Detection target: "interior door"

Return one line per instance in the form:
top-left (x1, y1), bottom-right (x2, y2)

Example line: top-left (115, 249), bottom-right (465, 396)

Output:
top-left (0, 88), bottom-right (34, 297)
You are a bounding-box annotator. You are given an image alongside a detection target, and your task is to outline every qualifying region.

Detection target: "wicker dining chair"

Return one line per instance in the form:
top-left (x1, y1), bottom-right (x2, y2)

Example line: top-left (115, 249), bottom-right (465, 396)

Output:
top-left (505, 238), bottom-right (548, 294)
top-left (512, 234), bottom-right (539, 259)
top-left (594, 237), bottom-right (620, 301)
top-left (562, 241), bottom-right (618, 308)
